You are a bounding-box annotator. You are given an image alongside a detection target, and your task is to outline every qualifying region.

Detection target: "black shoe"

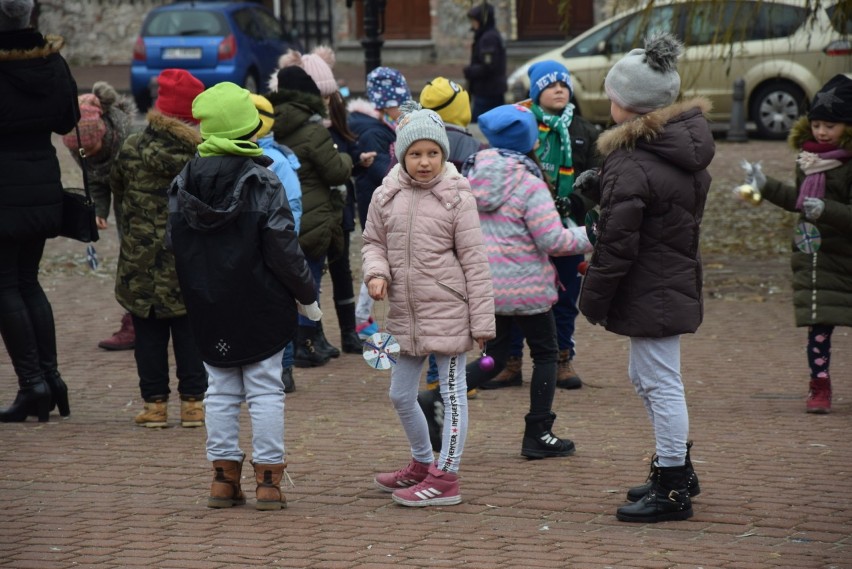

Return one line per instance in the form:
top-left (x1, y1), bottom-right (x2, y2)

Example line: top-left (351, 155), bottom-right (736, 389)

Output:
top-left (294, 326), bottom-right (331, 368)
top-left (340, 329), bottom-right (363, 354)
top-left (42, 371), bottom-right (70, 417)
top-left (417, 389), bottom-right (444, 453)
top-left (314, 323), bottom-right (340, 359)
top-left (521, 414), bottom-right (575, 459)
top-left (0, 378), bottom-right (51, 423)
top-left (281, 367), bottom-right (295, 394)
top-left (626, 441), bottom-right (700, 502)
top-left (617, 464), bottom-right (694, 523)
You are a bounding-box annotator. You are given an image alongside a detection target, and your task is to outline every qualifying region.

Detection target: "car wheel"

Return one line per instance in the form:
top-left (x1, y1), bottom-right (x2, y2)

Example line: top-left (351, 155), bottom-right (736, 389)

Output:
top-left (749, 82), bottom-right (805, 140)
top-left (243, 71), bottom-right (260, 94)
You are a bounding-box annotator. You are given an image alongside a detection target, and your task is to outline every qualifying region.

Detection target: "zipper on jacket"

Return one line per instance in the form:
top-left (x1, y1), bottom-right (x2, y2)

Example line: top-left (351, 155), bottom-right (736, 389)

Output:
top-left (406, 191), bottom-right (420, 348)
top-left (436, 280), bottom-right (468, 303)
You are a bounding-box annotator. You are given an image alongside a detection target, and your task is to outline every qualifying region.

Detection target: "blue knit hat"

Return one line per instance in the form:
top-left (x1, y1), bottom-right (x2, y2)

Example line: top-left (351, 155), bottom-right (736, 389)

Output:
top-left (366, 66), bottom-right (411, 110)
top-left (478, 104), bottom-right (538, 154)
top-left (528, 60), bottom-right (573, 104)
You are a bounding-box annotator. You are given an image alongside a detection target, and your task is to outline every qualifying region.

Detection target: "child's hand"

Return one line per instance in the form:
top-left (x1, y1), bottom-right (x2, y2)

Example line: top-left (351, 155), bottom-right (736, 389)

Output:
top-left (96, 216), bottom-right (108, 230)
top-left (740, 160), bottom-right (766, 191)
top-left (367, 277), bottom-right (387, 300)
top-left (803, 197), bottom-right (825, 220)
top-left (360, 151), bottom-right (377, 167)
top-left (476, 338), bottom-right (487, 352)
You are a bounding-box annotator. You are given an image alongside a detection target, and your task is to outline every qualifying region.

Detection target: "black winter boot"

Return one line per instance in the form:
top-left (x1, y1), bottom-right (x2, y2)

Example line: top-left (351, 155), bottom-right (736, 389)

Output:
top-left (335, 301), bottom-right (362, 354)
top-left (294, 326), bottom-right (331, 368)
top-left (314, 320), bottom-right (340, 359)
top-left (626, 440), bottom-right (700, 502)
top-left (417, 388), bottom-right (444, 453)
top-left (281, 366), bottom-right (296, 394)
top-left (28, 298), bottom-right (69, 417)
top-left (616, 463), bottom-right (694, 523)
top-left (521, 412), bottom-right (576, 459)
top-left (0, 309), bottom-right (51, 422)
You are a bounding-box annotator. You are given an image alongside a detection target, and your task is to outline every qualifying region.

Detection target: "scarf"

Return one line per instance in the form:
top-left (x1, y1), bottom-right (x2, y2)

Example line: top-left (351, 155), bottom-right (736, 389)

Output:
top-left (531, 103), bottom-right (576, 224)
top-left (197, 136), bottom-right (263, 158)
top-left (795, 140), bottom-right (852, 211)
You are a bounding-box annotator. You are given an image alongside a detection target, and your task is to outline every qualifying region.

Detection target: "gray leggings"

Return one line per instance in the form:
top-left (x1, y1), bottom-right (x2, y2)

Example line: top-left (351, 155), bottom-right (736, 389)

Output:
top-left (628, 336), bottom-right (689, 467)
top-left (389, 353), bottom-right (468, 473)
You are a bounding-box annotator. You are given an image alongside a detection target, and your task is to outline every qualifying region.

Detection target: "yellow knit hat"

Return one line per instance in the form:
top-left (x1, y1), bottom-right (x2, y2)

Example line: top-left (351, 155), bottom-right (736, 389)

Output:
top-left (249, 94), bottom-right (275, 138)
top-left (420, 77), bottom-right (471, 127)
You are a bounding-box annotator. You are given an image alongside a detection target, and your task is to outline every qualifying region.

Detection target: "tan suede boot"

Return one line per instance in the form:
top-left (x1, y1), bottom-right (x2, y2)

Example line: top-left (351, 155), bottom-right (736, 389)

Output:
top-left (208, 455), bottom-right (246, 508)
top-left (253, 462), bottom-right (288, 511)
top-left (134, 397), bottom-right (168, 428)
top-left (556, 350), bottom-right (582, 390)
top-left (480, 355), bottom-right (523, 389)
top-left (180, 395), bottom-right (204, 428)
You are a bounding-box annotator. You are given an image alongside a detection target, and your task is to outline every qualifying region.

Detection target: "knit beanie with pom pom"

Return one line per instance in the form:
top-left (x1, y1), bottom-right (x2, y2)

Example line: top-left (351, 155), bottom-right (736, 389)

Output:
top-left (393, 100), bottom-right (450, 165)
top-left (605, 33), bottom-right (683, 114)
top-left (268, 46), bottom-right (337, 96)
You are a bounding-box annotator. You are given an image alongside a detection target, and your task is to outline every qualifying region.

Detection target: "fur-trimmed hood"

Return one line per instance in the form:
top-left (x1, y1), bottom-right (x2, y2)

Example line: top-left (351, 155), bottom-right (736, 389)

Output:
top-left (0, 33), bottom-right (63, 61)
top-left (597, 97), bottom-right (714, 172)
top-left (347, 97), bottom-right (381, 120)
top-left (788, 115), bottom-right (852, 151)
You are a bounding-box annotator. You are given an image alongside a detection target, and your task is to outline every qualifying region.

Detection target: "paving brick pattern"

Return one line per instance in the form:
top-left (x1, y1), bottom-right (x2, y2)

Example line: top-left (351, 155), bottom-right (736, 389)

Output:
top-left (0, 68), bottom-right (849, 568)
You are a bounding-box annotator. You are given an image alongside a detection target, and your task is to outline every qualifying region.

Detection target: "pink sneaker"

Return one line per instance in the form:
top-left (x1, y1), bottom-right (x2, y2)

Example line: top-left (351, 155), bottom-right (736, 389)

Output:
top-left (374, 459), bottom-right (430, 492)
top-left (391, 464), bottom-right (461, 507)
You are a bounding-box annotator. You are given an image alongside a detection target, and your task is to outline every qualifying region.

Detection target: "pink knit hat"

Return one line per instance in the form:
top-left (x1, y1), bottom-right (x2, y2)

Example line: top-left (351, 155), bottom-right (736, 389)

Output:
top-left (270, 46), bottom-right (337, 96)
top-left (62, 94), bottom-right (106, 156)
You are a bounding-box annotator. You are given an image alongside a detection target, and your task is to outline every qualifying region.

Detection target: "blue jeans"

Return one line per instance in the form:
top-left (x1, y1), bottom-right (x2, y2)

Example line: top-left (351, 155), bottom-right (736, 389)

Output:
top-left (281, 341), bottom-right (294, 369)
top-left (508, 254), bottom-right (583, 358)
top-left (298, 255), bottom-right (326, 328)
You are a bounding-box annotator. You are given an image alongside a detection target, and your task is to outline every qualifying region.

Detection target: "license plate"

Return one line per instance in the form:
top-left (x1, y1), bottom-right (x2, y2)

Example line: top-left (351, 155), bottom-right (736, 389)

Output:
top-left (162, 47), bottom-right (202, 60)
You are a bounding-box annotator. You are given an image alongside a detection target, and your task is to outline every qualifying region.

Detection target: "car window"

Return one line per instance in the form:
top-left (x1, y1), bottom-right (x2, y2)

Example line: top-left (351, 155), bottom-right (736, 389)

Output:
top-left (253, 8), bottom-right (285, 41)
top-left (825, 4), bottom-right (851, 34)
top-left (232, 8), bottom-right (261, 39)
top-left (607, 5), bottom-right (676, 53)
top-left (144, 10), bottom-right (228, 37)
top-left (751, 3), bottom-right (808, 40)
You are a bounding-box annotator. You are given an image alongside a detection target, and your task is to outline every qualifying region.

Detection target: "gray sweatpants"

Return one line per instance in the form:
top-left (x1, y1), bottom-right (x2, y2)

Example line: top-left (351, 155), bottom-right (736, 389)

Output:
top-left (628, 336), bottom-right (689, 467)
top-left (389, 353), bottom-right (468, 473)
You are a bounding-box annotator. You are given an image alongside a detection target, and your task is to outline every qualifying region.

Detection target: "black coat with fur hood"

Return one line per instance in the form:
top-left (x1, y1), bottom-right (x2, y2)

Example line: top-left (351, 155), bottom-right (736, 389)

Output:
top-left (579, 98), bottom-right (715, 338)
top-left (0, 30), bottom-right (78, 240)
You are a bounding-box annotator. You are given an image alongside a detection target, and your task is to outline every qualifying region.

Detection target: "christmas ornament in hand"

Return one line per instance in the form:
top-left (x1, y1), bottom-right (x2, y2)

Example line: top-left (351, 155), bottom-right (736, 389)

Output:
top-left (478, 351), bottom-right (494, 371)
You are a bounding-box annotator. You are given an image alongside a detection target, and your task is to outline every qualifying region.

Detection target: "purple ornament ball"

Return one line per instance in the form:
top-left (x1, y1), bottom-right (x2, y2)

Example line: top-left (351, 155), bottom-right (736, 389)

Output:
top-left (479, 355), bottom-right (495, 371)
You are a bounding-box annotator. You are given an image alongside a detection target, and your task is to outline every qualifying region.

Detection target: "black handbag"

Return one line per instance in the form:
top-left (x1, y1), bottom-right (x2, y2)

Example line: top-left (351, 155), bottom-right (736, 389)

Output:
top-left (59, 123), bottom-right (99, 243)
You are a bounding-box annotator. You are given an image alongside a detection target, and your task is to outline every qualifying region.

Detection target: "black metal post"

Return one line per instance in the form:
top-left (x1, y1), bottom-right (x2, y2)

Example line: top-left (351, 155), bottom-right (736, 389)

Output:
top-left (347, 0), bottom-right (386, 78)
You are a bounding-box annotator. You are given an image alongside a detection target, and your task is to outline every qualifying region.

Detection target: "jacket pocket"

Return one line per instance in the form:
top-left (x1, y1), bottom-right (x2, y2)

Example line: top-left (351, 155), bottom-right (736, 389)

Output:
top-left (436, 280), bottom-right (468, 303)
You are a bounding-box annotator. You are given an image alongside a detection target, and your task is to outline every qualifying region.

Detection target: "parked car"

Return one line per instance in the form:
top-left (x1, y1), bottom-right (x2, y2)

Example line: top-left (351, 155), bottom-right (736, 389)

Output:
top-left (131, 1), bottom-right (296, 111)
top-left (507, 0), bottom-right (851, 139)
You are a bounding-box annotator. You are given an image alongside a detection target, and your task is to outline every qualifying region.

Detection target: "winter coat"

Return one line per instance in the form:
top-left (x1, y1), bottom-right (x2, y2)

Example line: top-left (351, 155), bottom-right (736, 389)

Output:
top-left (168, 154), bottom-right (316, 367)
top-left (761, 117), bottom-right (852, 327)
top-left (258, 134), bottom-right (302, 233)
top-left (361, 162), bottom-right (495, 356)
top-left (329, 124), bottom-right (360, 233)
top-left (0, 31), bottom-right (78, 240)
top-left (347, 98), bottom-right (396, 198)
top-left (267, 87), bottom-right (352, 260)
top-left (465, 148), bottom-right (592, 316)
top-left (579, 98), bottom-right (715, 338)
top-left (463, 3), bottom-right (507, 98)
top-left (109, 110), bottom-right (201, 319)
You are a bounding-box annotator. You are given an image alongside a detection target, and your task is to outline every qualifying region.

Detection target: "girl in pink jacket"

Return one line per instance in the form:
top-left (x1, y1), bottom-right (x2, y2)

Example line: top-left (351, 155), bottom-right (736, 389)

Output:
top-left (362, 103), bottom-right (495, 507)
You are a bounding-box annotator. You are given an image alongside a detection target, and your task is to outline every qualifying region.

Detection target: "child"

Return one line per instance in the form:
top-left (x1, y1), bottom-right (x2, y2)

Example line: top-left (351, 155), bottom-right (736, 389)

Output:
top-left (108, 68), bottom-right (208, 428)
top-left (168, 82), bottom-right (320, 511)
top-left (487, 61), bottom-right (601, 391)
top-left (578, 34), bottom-right (713, 523)
top-left (421, 104), bottom-right (593, 459)
top-left (362, 103), bottom-right (495, 507)
top-left (738, 74), bottom-right (852, 414)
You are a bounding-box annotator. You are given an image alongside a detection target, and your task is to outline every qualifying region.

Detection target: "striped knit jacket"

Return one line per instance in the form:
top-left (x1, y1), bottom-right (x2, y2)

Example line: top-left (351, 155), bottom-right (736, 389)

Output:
top-left (465, 148), bottom-right (592, 316)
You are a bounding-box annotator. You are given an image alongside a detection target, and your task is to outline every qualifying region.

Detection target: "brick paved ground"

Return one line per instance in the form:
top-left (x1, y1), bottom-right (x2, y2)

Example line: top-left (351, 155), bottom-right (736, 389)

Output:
top-left (1, 73), bottom-right (850, 568)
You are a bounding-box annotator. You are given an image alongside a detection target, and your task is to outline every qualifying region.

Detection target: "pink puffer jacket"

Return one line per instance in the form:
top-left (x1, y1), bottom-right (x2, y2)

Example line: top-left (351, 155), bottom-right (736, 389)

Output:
top-left (362, 162), bottom-right (495, 356)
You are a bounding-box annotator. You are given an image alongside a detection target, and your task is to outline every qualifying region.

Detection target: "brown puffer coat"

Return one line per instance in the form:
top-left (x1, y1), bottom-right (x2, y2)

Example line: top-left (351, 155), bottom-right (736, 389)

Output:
top-left (579, 98), bottom-right (715, 338)
top-left (361, 162), bottom-right (495, 356)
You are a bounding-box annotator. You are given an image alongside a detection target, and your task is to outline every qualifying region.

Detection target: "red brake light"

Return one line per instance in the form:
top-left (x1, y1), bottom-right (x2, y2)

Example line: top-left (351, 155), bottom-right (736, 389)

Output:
top-left (133, 37), bottom-right (146, 62)
top-left (824, 40), bottom-right (851, 56)
top-left (218, 34), bottom-right (237, 60)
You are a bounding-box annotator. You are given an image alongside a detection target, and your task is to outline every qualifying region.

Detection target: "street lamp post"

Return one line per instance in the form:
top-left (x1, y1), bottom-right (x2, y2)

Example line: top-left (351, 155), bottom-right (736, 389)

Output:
top-left (346, 0), bottom-right (387, 78)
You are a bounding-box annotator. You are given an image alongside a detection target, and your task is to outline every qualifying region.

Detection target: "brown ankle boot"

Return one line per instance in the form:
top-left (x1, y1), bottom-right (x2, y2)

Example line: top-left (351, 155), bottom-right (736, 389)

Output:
top-left (180, 395), bottom-right (204, 427)
top-left (253, 462), bottom-right (288, 510)
top-left (556, 350), bottom-right (582, 390)
top-left (208, 455), bottom-right (246, 508)
top-left (134, 397), bottom-right (168, 428)
top-left (480, 355), bottom-right (523, 389)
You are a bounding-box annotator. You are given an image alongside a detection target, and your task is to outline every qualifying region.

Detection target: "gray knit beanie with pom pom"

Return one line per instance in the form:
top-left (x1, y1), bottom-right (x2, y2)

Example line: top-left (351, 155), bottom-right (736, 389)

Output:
top-left (0, 0), bottom-right (33, 31)
top-left (605, 33), bottom-right (683, 114)
top-left (393, 100), bottom-right (450, 166)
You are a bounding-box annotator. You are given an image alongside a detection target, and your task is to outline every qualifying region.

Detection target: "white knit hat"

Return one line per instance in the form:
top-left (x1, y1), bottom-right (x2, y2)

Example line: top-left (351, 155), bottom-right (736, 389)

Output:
top-left (0, 0), bottom-right (33, 31)
top-left (605, 33), bottom-right (683, 114)
top-left (393, 101), bottom-right (450, 166)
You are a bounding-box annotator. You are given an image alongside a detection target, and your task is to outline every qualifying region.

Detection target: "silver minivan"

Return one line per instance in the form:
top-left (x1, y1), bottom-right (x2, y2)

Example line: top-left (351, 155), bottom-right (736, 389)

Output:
top-left (507, 0), bottom-right (851, 139)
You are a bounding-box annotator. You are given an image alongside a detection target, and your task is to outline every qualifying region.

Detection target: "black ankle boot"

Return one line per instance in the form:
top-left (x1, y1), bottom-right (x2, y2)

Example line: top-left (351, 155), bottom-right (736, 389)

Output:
top-left (617, 463), bottom-right (694, 523)
top-left (521, 412), bottom-right (575, 459)
top-left (294, 326), bottom-right (330, 368)
top-left (313, 321), bottom-right (340, 359)
top-left (417, 388), bottom-right (444, 453)
top-left (0, 376), bottom-right (51, 422)
top-left (626, 440), bottom-right (700, 502)
top-left (42, 371), bottom-right (70, 417)
top-left (28, 297), bottom-right (69, 417)
top-left (335, 301), bottom-right (362, 354)
top-left (281, 367), bottom-right (296, 394)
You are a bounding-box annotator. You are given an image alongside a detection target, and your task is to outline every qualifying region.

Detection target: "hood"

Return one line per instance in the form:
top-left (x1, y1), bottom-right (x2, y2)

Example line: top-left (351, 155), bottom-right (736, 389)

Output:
top-left (0, 33), bottom-right (66, 100)
top-left (266, 87), bottom-right (326, 139)
top-left (175, 155), bottom-right (271, 232)
top-left (596, 97), bottom-right (714, 172)
top-left (347, 97), bottom-right (381, 120)
top-left (468, 3), bottom-right (496, 35)
top-left (140, 109), bottom-right (202, 172)
top-left (788, 115), bottom-right (852, 152)
top-left (465, 148), bottom-right (543, 213)
top-left (380, 161), bottom-right (464, 206)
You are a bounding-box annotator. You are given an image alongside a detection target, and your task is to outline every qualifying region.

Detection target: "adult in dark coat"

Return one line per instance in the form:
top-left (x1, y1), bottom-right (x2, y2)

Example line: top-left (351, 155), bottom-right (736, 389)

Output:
top-left (0, 0), bottom-right (78, 422)
top-left (463, 2), bottom-right (507, 123)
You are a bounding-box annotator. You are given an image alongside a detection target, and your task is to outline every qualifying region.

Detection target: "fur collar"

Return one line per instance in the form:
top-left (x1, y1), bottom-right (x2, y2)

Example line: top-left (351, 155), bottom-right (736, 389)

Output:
top-left (596, 97), bottom-right (712, 157)
top-left (0, 34), bottom-right (64, 62)
top-left (146, 109), bottom-right (202, 145)
top-left (788, 115), bottom-right (852, 152)
top-left (347, 97), bottom-right (381, 119)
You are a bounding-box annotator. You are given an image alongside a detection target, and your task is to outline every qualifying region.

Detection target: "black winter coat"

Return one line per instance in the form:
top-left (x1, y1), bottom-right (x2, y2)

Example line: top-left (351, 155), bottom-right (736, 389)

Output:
top-left (580, 98), bottom-right (715, 338)
top-left (0, 31), bottom-right (78, 240)
top-left (463, 4), bottom-right (507, 98)
top-left (168, 154), bottom-right (317, 367)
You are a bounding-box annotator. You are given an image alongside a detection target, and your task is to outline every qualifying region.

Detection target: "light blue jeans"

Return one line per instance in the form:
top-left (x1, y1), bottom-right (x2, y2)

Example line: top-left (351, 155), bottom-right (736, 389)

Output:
top-left (389, 353), bottom-right (468, 473)
top-left (204, 349), bottom-right (286, 464)
top-left (628, 336), bottom-right (688, 467)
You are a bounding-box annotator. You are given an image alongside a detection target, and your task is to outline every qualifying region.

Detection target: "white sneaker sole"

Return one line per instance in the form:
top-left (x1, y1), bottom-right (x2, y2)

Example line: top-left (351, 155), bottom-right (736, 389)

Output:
top-left (391, 494), bottom-right (462, 507)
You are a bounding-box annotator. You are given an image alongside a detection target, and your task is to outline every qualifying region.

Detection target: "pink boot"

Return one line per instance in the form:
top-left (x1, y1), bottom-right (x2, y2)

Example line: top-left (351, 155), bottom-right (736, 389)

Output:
top-left (98, 312), bottom-right (135, 351)
top-left (806, 377), bottom-right (831, 414)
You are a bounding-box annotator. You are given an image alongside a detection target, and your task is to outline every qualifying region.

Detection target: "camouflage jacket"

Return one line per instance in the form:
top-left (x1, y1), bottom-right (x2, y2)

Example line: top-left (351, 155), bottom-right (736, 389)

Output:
top-left (109, 110), bottom-right (201, 318)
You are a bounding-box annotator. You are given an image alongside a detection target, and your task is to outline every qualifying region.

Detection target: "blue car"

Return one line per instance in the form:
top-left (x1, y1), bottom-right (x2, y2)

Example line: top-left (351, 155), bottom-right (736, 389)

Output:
top-left (131, 1), bottom-right (296, 111)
